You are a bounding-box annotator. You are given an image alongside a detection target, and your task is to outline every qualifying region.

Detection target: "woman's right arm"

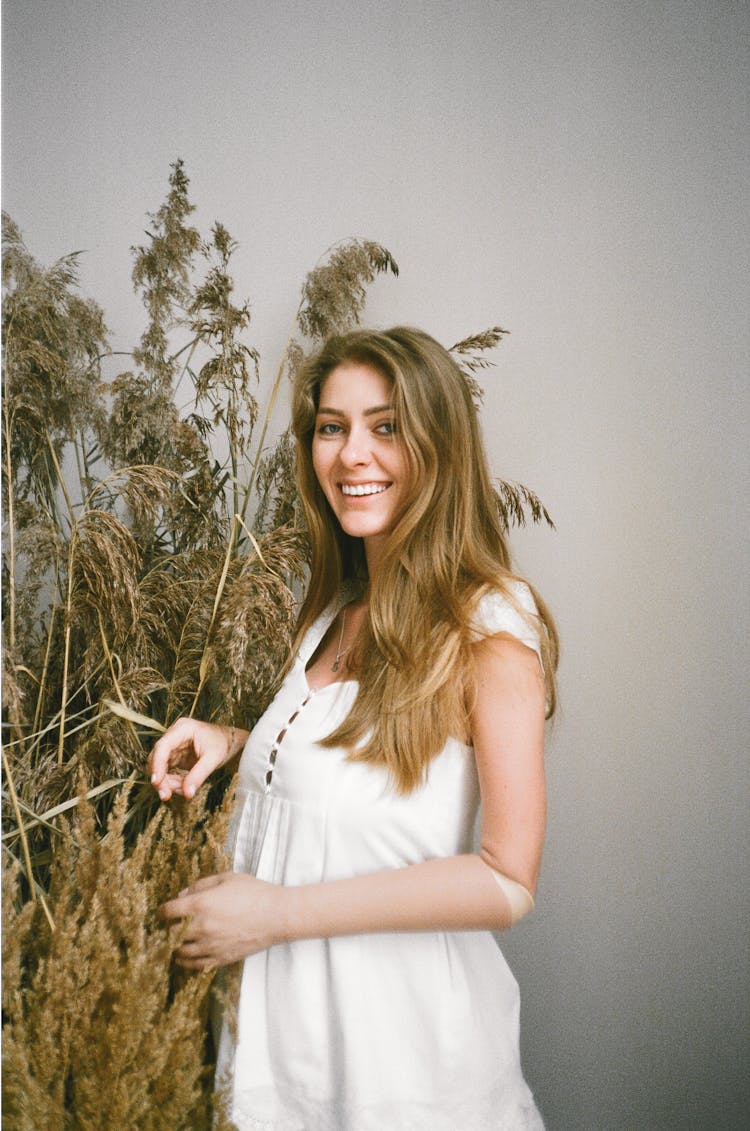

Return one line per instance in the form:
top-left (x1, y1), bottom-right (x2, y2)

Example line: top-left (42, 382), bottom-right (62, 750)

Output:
top-left (148, 717), bottom-right (249, 801)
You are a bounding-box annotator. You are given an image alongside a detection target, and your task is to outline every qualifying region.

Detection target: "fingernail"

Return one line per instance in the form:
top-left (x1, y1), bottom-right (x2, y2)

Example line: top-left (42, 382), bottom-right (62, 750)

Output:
top-left (185, 784), bottom-right (195, 798)
top-left (151, 773), bottom-right (158, 783)
top-left (179, 888), bottom-right (189, 896)
top-left (159, 790), bottom-right (168, 800)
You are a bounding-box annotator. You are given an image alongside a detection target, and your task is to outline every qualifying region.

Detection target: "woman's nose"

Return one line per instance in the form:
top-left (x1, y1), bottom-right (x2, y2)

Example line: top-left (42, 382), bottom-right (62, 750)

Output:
top-left (338, 428), bottom-right (371, 467)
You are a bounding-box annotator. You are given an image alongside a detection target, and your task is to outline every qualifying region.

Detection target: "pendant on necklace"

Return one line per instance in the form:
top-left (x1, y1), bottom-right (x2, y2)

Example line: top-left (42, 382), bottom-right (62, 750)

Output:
top-left (330, 607), bottom-right (350, 673)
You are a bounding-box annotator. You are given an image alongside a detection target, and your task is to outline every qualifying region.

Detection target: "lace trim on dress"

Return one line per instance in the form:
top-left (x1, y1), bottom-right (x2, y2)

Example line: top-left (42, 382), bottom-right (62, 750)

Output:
top-left (230, 1078), bottom-right (545, 1131)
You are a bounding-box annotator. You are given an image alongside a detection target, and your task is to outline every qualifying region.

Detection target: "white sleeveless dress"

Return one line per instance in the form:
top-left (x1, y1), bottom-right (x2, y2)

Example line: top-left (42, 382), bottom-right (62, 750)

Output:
top-left (216, 583), bottom-right (545, 1130)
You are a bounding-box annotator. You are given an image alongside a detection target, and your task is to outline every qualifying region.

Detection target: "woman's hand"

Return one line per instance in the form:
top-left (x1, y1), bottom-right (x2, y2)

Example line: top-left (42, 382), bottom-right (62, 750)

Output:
top-left (159, 873), bottom-right (288, 969)
top-left (148, 717), bottom-right (249, 802)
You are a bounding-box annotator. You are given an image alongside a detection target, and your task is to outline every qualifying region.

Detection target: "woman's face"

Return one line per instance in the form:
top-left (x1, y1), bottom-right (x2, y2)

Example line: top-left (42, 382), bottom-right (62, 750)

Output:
top-left (312, 361), bottom-right (410, 564)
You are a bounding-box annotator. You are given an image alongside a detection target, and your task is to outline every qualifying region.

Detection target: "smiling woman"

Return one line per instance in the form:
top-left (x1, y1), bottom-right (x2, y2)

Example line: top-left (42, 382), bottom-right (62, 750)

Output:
top-left (149, 326), bottom-right (558, 1130)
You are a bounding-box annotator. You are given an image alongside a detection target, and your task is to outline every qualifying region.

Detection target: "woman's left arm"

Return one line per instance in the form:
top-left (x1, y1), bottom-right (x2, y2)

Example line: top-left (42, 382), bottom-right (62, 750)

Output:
top-left (470, 632), bottom-right (547, 895)
top-left (161, 635), bottom-right (546, 969)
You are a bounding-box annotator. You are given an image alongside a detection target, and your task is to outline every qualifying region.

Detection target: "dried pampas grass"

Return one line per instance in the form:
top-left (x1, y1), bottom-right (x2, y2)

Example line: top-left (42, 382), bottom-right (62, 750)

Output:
top-left (2, 782), bottom-right (238, 1130)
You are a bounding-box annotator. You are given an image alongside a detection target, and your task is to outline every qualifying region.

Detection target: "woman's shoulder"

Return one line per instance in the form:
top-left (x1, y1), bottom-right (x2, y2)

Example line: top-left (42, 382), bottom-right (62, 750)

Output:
top-left (468, 579), bottom-right (542, 662)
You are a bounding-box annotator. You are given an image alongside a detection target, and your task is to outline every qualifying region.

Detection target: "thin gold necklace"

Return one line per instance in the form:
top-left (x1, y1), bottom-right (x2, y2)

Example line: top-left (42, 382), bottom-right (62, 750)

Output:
top-left (331, 608), bottom-right (352, 672)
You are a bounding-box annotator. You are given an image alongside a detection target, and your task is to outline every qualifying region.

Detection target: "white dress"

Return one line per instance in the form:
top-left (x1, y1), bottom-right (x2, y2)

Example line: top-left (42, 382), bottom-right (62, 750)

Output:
top-left (216, 583), bottom-right (545, 1131)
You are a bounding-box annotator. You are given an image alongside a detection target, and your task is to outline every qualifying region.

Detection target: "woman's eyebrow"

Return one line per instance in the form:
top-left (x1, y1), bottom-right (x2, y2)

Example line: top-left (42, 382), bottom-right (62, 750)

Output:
top-left (316, 404), bottom-right (394, 417)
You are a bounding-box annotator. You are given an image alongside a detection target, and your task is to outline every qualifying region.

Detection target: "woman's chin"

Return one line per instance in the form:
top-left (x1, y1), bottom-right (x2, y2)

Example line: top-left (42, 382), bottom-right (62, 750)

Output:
top-left (338, 517), bottom-right (394, 543)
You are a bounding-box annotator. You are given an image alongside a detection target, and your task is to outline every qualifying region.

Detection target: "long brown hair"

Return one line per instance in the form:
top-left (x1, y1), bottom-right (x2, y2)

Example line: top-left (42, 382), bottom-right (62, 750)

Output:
top-left (292, 326), bottom-right (558, 792)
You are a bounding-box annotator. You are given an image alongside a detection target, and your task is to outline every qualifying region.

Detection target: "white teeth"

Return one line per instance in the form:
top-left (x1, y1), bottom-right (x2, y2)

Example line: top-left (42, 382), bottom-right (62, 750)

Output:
top-left (341, 483), bottom-right (388, 496)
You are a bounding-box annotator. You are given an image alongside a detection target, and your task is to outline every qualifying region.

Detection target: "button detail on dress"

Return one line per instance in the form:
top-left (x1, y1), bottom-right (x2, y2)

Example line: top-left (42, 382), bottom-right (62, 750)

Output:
top-left (263, 690), bottom-right (315, 793)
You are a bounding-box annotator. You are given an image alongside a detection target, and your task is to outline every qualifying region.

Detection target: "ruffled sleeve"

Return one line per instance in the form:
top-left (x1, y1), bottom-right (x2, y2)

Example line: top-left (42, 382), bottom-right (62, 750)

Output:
top-left (469, 581), bottom-right (543, 667)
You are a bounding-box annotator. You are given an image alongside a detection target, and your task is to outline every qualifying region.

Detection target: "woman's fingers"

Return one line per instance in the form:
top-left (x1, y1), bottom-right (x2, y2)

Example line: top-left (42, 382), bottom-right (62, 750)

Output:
top-left (174, 951), bottom-right (216, 971)
top-left (153, 771), bottom-right (186, 802)
top-left (167, 924), bottom-right (216, 969)
top-left (179, 753), bottom-right (223, 800)
top-left (157, 767), bottom-right (205, 802)
top-left (158, 888), bottom-right (217, 969)
top-left (158, 872), bottom-right (265, 969)
top-left (148, 719), bottom-right (194, 785)
top-left (158, 895), bottom-right (191, 922)
top-left (149, 719), bottom-right (232, 801)
top-left (185, 874), bottom-right (226, 894)
top-left (158, 874), bottom-right (223, 923)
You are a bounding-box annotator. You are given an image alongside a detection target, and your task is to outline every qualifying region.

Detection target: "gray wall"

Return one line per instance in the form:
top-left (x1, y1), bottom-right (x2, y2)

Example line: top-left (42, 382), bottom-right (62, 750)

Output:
top-left (4, 2), bottom-right (748, 1127)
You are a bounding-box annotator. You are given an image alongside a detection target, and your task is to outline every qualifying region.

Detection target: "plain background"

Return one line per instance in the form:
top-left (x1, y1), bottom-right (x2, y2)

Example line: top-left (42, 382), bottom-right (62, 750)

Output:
top-left (3, 2), bottom-right (748, 1127)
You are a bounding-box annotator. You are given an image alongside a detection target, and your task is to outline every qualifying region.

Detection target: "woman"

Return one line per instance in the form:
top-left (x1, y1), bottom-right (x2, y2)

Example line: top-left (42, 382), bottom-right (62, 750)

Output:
top-left (150, 326), bottom-right (558, 1130)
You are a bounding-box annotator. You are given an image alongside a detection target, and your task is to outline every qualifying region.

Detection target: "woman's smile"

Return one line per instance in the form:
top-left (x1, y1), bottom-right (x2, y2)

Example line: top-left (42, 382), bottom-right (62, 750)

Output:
top-left (340, 481), bottom-right (390, 497)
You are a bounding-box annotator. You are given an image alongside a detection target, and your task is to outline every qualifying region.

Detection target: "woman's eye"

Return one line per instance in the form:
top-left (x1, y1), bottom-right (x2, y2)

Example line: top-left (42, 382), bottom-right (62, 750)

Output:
top-left (317, 422), bottom-right (342, 436)
top-left (376, 420), bottom-right (397, 436)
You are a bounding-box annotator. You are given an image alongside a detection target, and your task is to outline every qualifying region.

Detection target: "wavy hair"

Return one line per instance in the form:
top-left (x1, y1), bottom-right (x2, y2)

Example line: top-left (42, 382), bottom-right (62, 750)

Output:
top-left (291, 326), bottom-right (558, 792)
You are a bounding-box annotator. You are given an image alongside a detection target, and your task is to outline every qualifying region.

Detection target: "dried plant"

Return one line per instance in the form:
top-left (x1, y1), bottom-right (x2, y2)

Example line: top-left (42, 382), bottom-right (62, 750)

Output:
top-left (448, 329), bottom-right (555, 532)
top-left (450, 326), bottom-right (510, 405)
top-left (2, 214), bottom-right (108, 517)
top-left (190, 222), bottom-right (260, 520)
top-left (2, 783), bottom-right (237, 1130)
top-left (298, 239), bottom-right (399, 342)
top-left (2, 159), bottom-right (552, 1124)
top-left (495, 479), bottom-right (556, 532)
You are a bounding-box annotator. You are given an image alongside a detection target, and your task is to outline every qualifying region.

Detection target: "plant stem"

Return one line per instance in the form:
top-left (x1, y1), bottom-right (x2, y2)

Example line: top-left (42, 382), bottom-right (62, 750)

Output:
top-left (78, 426), bottom-right (96, 499)
top-left (240, 335), bottom-right (292, 523)
top-left (229, 387), bottom-right (240, 520)
top-left (188, 515), bottom-right (240, 717)
top-left (5, 703), bottom-right (98, 755)
top-left (32, 606), bottom-right (57, 743)
top-left (2, 775), bottom-right (132, 840)
top-left (45, 432), bottom-right (82, 767)
top-left (172, 335), bottom-right (199, 398)
top-left (98, 607), bottom-right (127, 705)
top-left (73, 433), bottom-right (88, 506)
top-left (1, 403), bottom-right (29, 750)
top-left (1, 744), bottom-right (55, 929)
top-left (3, 402), bottom-right (17, 659)
top-left (57, 533), bottom-right (76, 765)
top-left (45, 430), bottom-right (76, 524)
top-left (97, 607), bottom-right (145, 754)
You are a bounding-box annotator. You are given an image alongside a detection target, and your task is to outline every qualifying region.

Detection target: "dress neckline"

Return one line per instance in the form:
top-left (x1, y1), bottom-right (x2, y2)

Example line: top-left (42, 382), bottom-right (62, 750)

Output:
top-left (299, 583), bottom-right (362, 693)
